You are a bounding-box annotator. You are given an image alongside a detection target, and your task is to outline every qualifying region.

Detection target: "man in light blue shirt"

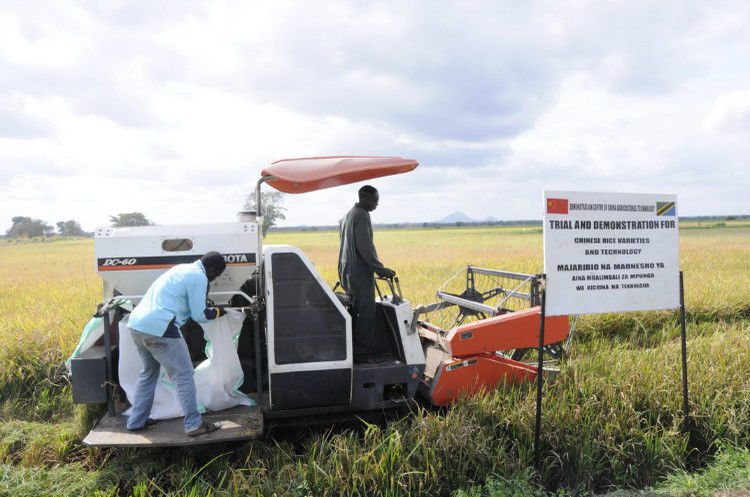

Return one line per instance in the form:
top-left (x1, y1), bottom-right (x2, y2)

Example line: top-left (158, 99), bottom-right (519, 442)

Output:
top-left (126, 251), bottom-right (227, 437)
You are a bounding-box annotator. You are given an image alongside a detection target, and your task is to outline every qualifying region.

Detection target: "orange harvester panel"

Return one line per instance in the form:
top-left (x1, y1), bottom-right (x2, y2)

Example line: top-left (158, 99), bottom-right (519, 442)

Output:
top-left (446, 306), bottom-right (569, 357)
top-left (429, 354), bottom-right (538, 406)
top-left (262, 156), bottom-right (419, 194)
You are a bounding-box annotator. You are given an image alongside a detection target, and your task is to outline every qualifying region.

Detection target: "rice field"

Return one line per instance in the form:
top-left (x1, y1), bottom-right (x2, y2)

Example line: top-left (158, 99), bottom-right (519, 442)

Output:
top-left (0, 222), bottom-right (748, 496)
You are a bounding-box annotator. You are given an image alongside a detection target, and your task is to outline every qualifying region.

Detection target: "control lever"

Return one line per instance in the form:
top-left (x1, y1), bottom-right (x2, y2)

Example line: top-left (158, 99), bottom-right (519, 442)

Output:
top-left (375, 275), bottom-right (402, 304)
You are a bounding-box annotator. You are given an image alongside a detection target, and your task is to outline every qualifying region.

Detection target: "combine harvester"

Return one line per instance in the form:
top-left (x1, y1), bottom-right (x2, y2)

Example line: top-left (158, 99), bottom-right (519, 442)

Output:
top-left (69, 156), bottom-right (573, 447)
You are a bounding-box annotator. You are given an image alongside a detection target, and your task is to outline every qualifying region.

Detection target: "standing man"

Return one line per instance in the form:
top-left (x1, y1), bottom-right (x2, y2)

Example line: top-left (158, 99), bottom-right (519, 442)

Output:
top-left (126, 251), bottom-right (228, 437)
top-left (338, 185), bottom-right (396, 363)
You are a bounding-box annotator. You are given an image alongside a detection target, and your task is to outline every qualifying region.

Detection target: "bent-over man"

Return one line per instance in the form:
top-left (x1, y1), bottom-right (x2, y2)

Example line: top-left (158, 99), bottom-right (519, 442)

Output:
top-left (126, 251), bottom-right (228, 437)
top-left (338, 185), bottom-right (396, 363)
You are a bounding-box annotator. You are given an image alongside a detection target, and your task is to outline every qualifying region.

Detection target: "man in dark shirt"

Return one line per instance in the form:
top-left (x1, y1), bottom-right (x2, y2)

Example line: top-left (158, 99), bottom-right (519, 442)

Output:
top-left (338, 185), bottom-right (396, 362)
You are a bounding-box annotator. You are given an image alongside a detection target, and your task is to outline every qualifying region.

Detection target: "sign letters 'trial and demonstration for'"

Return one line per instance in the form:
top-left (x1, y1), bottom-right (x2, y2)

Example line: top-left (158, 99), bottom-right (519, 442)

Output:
top-left (543, 191), bottom-right (680, 317)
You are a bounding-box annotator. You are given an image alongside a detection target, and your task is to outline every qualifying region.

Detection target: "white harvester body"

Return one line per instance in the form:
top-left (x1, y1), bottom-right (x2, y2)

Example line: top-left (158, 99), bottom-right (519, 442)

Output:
top-left (71, 156), bottom-right (568, 447)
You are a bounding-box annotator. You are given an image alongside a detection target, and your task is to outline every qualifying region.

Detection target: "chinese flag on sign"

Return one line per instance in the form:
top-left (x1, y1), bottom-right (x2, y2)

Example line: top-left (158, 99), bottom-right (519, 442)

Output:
top-left (547, 198), bottom-right (568, 214)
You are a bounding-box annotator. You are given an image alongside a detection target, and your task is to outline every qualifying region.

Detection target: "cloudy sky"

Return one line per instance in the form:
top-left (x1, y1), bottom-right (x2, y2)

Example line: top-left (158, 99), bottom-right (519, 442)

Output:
top-left (1, 1), bottom-right (749, 232)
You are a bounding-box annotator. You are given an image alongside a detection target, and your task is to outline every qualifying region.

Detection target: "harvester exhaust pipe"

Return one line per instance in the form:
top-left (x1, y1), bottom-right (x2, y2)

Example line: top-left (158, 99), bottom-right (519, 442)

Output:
top-left (255, 175), bottom-right (275, 216)
top-left (253, 175), bottom-right (275, 301)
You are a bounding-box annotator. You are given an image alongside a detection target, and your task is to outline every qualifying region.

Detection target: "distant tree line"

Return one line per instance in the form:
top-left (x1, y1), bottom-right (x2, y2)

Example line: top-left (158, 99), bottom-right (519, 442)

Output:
top-left (2, 212), bottom-right (154, 239)
top-left (269, 215), bottom-right (750, 233)
top-left (270, 219), bottom-right (546, 233)
top-left (3, 209), bottom-right (747, 239)
top-left (56, 220), bottom-right (87, 237)
top-left (4, 217), bottom-right (55, 238)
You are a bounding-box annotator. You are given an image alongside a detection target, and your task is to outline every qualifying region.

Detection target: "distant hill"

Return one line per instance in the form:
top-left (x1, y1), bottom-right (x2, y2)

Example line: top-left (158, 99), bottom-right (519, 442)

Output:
top-left (436, 212), bottom-right (501, 224)
top-left (437, 212), bottom-right (476, 223)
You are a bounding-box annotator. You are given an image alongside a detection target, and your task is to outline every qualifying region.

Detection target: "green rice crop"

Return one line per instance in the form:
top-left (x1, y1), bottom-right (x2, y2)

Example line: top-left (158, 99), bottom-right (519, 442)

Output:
top-left (0, 223), bottom-right (747, 496)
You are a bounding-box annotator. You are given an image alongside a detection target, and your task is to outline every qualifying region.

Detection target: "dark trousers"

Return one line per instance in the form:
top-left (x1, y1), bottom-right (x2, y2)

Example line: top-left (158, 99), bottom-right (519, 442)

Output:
top-left (342, 268), bottom-right (376, 359)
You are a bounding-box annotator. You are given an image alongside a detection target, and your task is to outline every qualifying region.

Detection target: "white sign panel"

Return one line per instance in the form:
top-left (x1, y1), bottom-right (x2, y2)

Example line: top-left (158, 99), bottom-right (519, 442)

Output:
top-left (544, 191), bottom-right (679, 316)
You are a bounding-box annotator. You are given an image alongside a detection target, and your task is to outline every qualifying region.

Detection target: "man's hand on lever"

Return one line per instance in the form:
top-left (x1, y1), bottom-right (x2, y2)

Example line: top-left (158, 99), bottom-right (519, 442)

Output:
top-left (377, 267), bottom-right (396, 279)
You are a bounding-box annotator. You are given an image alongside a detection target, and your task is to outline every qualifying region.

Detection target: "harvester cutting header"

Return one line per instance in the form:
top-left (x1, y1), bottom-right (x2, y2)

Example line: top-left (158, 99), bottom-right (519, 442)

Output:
top-left (69, 156), bottom-right (572, 447)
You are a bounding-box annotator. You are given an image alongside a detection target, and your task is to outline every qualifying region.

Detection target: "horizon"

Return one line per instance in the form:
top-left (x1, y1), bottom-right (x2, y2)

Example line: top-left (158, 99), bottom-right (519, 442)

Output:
top-left (3, 210), bottom-right (748, 237)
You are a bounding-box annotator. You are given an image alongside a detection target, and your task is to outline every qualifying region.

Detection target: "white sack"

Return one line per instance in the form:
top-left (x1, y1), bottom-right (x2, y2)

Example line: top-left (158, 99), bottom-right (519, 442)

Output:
top-left (119, 309), bottom-right (253, 420)
top-left (192, 309), bottom-right (250, 411)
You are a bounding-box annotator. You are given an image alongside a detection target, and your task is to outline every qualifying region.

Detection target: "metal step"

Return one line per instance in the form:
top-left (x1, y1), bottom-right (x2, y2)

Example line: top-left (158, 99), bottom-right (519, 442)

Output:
top-left (83, 405), bottom-right (263, 447)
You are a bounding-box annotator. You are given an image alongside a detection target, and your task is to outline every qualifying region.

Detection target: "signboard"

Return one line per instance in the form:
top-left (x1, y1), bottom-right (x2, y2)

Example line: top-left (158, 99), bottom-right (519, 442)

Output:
top-left (543, 191), bottom-right (679, 316)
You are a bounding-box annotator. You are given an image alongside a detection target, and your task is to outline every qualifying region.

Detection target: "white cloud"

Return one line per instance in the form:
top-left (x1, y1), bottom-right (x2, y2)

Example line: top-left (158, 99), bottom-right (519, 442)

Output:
top-left (704, 89), bottom-right (750, 134)
top-left (1, 1), bottom-right (749, 233)
top-left (0, 94), bottom-right (57, 139)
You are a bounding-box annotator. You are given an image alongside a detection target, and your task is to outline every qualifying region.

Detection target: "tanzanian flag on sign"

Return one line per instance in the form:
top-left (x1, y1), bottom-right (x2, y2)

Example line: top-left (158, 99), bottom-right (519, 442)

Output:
top-left (656, 201), bottom-right (676, 216)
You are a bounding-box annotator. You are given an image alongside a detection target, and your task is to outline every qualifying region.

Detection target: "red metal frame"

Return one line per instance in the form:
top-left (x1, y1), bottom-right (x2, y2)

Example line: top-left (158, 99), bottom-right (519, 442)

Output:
top-left (445, 306), bottom-right (569, 357)
top-left (422, 306), bottom-right (571, 406)
top-left (428, 353), bottom-right (538, 406)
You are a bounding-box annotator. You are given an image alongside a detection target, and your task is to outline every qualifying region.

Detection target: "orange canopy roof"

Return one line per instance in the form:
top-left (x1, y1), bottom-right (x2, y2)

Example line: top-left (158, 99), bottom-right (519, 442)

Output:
top-left (261, 156), bottom-right (419, 194)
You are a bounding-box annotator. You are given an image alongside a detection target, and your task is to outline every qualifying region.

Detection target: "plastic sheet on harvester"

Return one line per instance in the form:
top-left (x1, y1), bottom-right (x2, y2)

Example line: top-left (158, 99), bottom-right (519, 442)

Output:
top-left (119, 309), bottom-right (253, 420)
top-left (66, 316), bottom-right (104, 372)
top-left (66, 299), bottom-right (134, 371)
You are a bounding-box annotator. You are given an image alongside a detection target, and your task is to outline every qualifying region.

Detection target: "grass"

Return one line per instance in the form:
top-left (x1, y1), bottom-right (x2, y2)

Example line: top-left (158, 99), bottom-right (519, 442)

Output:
top-left (0, 463), bottom-right (99, 497)
top-left (658, 443), bottom-right (750, 497)
top-left (452, 468), bottom-right (546, 497)
top-left (0, 420), bottom-right (83, 466)
top-left (0, 224), bottom-right (748, 495)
